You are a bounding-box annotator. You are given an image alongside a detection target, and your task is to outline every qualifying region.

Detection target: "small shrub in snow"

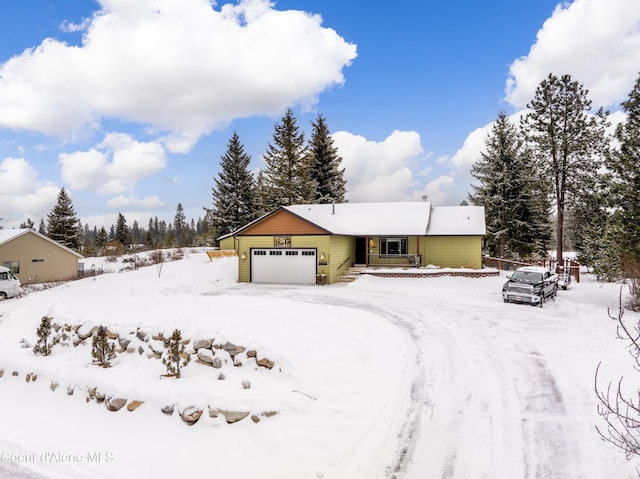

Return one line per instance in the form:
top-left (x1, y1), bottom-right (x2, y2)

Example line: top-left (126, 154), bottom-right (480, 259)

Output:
top-left (33, 316), bottom-right (57, 356)
top-left (91, 325), bottom-right (116, 368)
top-left (20, 338), bottom-right (31, 349)
top-left (161, 329), bottom-right (191, 378)
top-left (150, 250), bottom-right (165, 278)
top-left (241, 379), bottom-right (251, 390)
top-left (217, 372), bottom-right (225, 380)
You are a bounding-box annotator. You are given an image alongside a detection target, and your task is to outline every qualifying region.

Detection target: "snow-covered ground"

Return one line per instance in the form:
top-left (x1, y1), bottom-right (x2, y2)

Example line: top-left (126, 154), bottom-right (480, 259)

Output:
top-left (0, 248), bottom-right (638, 478)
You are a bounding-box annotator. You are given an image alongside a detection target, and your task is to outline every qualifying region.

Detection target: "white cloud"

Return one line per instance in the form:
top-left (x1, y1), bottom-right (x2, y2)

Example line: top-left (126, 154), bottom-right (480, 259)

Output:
top-left (506, 0), bottom-right (640, 109)
top-left (0, 0), bottom-right (357, 150)
top-left (449, 125), bottom-right (490, 181)
top-left (423, 176), bottom-right (455, 205)
top-left (0, 157), bottom-right (39, 195)
top-left (59, 133), bottom-right (166, 195)
top-left (0, 157), bottom-right (60, 225)
top-left (332, 130), bottom-right (424, 202)
top-left (106, 195), bottom-right (164, 209)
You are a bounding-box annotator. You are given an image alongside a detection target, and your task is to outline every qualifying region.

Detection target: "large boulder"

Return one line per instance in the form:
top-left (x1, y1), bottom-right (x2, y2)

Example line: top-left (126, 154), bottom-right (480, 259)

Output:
top-left (161, 404), bottom-right (175, 416)
top-left (197, 348), bottom-right (215, 364)
top-left (105, 397), bottom-right (127, 411)
top-left (220, 342), bottom-right (246, 359)
top-left (209, 408), bottom-right (249, 424)
top-left (77, 323), bottom-right (99, 340)
top-left (257, 357), bottom-right (275, 369)
top-left (193, 338), bottom-right (213, 350)
top-left (127, 400), bottom-right (144, 412)
top-left (180, 406), bottom-right (203, 425)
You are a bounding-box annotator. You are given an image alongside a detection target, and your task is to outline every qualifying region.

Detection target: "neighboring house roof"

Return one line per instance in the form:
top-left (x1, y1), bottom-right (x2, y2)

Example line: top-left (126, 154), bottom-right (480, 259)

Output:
top-left (425, 206), bottom-right (486, 236)
top-left (0, 228), bottom-right (84, 258)
top-left (219, 202), bottom-right (486, 240)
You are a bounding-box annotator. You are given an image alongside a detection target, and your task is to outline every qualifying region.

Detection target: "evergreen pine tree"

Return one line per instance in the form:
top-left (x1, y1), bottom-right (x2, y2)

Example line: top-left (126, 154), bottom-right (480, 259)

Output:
top-left (19, 218), bottom-right (34, 229)
top-left (91, 325), bottom-right (116, 368)
top-left (115, 213), bottom-right (129, 247)
top-left (253, 170), bottom-right (271, 218)
top-left (308, 114), bottom-right (347, 204)
top-left (33, 316), bottom-right (55, 356)
top-left (210, 132), bottom-right (256, 234)
top-left (259, 108), bottom-right (311, 210)
top-left (46, 188), bottom-right (81, 251)
top-left (469, 111), bottom-right (551, 258)
top-left (606, 73), bottom-right (640, 262)
top-left (38, 218), bottom-right (46, 234)
top-left (162, 329), bottom-right (190, 378)
top-left (173, 203), bottom-right (186, 246)
top-left (94, 227), bottom-right (108, 255)
top-left (521, 73), bottom-right (609, 264)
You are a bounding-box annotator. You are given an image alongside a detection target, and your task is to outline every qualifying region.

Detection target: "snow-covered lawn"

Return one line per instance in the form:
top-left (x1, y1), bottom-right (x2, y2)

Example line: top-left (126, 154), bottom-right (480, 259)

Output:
top-left (0, 249), bottom-right (637, 478)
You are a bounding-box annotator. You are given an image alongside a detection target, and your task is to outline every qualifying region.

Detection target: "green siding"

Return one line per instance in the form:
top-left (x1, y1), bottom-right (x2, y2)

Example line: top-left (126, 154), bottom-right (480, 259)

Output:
top-left (368, 236), bottom-right (422, 266)
top-left (219, 236), bottom-right (235, 251)
top-left (327, 235), bottom-right (355, 283)
top-left (423, 236), bottom-right (482, 269)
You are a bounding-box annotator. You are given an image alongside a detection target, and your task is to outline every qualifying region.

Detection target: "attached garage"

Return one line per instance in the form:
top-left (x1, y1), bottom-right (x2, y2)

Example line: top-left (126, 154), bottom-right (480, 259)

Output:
top-left (251, 248), bottom-right (317, 284)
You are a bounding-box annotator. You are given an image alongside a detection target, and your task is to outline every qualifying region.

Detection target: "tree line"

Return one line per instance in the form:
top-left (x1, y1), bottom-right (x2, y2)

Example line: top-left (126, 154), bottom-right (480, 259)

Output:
top-left (469, 72), bottom-right (640, 286)
top-left (15, 109), bottom-right (346, 256)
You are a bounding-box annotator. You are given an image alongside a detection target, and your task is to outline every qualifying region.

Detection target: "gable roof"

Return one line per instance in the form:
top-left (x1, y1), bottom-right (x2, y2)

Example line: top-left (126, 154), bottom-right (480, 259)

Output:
top-left (219, 202), bottom-right (486, 240)
top-left (284, 202), bottom-right (432, 236)
top-left (0, 228), bottom-right (84, 258)
top-left (425, 206), bottom-right (486, 235)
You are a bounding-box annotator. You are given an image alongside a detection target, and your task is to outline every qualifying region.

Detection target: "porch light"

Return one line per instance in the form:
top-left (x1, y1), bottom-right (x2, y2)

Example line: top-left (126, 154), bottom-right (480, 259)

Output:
top-left (241, 252), bottom-right (247, 260)
top-left (320, 252), bottom-right (326, 261)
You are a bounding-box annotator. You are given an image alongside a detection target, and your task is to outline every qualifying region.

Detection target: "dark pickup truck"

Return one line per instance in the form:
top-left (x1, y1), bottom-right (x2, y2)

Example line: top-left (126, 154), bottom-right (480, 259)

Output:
top-left (502, 266), bottom-right (559, 307)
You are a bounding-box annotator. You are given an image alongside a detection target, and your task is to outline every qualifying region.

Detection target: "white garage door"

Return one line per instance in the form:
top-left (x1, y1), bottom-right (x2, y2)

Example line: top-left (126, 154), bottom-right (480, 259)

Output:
top-left (251, 249), bottom-right (317, 284)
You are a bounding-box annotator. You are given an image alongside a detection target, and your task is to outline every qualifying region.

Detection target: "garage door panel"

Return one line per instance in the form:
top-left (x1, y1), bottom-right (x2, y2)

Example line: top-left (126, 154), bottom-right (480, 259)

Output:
top-left (251, 249), bottom-right (316, 284)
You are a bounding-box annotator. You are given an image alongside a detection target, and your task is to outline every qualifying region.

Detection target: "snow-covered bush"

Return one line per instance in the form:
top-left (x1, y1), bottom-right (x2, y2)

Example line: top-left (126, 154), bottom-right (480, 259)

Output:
top-left (161, 329), bottom-right (190, 378)
top-left (33, 316), bottom-right (56, 356)
top-left (91, 325), bottom-right (116, 368)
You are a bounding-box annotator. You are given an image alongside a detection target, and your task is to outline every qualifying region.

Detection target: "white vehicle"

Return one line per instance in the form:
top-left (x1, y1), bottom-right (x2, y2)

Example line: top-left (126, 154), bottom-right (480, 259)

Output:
top-left (0, 266), bottom-right (21, 299)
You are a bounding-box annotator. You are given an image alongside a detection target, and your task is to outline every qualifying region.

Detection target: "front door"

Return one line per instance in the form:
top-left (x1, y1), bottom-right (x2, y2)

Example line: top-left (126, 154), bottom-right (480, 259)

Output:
top-left (355, 237), bottom-right (366, 265)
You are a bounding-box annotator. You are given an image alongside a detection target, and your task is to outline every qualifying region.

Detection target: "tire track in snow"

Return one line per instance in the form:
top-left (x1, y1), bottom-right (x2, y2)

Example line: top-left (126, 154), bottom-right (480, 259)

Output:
top-left (229, 285), bottom-right (427, 478)
top-left (515, 350), bottom-right (587, 479)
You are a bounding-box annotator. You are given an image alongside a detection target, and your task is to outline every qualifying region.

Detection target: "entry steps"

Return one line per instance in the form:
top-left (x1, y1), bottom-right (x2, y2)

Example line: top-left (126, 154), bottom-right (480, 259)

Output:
top-left (337, 265), bottom-right (366, 283)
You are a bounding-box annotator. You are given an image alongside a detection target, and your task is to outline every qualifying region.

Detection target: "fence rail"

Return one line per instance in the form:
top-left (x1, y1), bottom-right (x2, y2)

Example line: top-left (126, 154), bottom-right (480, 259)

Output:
top-left (483, 256), bottom-right (580, 283)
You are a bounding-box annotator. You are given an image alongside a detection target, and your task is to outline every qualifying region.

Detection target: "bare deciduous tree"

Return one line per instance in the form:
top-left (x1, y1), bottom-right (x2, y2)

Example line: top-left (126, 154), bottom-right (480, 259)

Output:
top-left (595, 288), bottom-right (640, 465)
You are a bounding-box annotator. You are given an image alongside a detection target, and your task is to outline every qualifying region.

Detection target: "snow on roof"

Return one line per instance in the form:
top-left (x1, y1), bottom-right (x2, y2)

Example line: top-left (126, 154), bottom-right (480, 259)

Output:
top-left (285, 202), bottom-right (486, 236)
top-left (285, 202), bottom-right (432, 236)
top-left (0, 228), bottom-right (30, 245)
top-left (0, 228), bottom-right (83, 257)
top-left (425, 206), bottom-right (486, 236)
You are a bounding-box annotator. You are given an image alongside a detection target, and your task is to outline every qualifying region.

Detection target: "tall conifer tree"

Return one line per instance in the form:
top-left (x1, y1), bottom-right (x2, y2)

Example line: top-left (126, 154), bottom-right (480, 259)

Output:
top-left (308, 114), bottom-right (346, 204)
top-left (210, 132), bottom-right (256, 234)
top-left (469, 111), bottom-right (551, 257)
top-left (259, 108), bottom-right (311, 210)
top-left (46, 188), bottom-right (81, 251)
top-left (521, 73), bottom-right (609, 264)
top-left (115, 212), bottom-right (129, 246)
top-left (607, 73), bottom-right (640, 262)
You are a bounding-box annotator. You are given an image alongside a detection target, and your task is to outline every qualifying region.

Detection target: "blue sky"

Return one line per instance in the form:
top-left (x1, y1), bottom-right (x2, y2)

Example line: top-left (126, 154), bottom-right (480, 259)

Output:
top-left (0, 0), bottom-right (639, 230)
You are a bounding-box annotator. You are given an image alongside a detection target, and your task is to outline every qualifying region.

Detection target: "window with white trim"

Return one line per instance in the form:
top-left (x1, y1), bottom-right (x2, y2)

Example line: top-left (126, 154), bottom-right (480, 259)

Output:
top-left (380, 237), bottom-right (408, 256)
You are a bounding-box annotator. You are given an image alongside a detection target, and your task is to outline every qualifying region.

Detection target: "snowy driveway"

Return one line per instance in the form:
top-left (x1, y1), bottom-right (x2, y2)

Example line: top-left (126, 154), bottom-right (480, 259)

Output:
top-left (0, 255), bottom-right (637, 479)
top-left (240, 274), bottom-right (638, 478)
